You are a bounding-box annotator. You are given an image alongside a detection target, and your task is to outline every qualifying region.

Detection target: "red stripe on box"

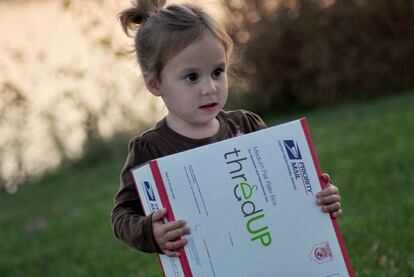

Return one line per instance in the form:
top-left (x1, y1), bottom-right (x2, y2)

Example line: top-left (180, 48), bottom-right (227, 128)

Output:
top-left (130, 168), bottom-right (168, 277)
top-left (150, 160), bottom-right (193, 277)
top-left (300, 118), bottom-right (354, 277)
top-left (130, 167), bottom-right (168, 276)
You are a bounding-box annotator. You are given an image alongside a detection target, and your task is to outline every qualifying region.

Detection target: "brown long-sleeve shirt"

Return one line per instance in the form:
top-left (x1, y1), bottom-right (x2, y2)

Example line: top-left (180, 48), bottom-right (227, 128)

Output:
top-left (111, 110), bottom-right (267, 252)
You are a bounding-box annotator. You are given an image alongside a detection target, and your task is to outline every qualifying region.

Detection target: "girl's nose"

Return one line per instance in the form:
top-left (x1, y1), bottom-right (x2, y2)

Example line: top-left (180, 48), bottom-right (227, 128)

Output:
top-left (201, 78), bottom-right (217, 96)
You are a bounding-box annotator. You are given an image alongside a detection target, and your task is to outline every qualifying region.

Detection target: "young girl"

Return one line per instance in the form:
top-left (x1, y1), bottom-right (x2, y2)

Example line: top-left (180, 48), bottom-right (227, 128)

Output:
top-left (111, 0), bottom-right (342, 258)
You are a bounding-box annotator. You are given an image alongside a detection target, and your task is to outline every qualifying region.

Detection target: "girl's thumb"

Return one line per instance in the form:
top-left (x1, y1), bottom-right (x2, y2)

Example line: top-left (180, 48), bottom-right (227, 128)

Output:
top-left (152, 208), bottom-right (167, 221)
top-left (321, 173), bottom-right (330, 183)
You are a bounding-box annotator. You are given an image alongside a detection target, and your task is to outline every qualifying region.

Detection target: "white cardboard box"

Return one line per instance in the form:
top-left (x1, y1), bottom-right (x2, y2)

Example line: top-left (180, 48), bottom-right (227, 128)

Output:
top-left (131, 118), bottom-right (354, 277)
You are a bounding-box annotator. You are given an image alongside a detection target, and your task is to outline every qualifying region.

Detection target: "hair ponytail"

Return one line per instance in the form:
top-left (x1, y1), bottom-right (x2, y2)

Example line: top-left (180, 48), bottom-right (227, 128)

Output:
top-left (118, 0), bottom-right (166, 37)
top-left (118, 0), bottom-right (233, 80)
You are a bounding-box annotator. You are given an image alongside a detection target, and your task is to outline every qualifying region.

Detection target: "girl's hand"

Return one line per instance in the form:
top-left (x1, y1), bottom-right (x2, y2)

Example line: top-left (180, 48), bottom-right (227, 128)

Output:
top-left (316, 173), bottom-right (343, 218)
top-left (152, 208), bottom-right (191, 257)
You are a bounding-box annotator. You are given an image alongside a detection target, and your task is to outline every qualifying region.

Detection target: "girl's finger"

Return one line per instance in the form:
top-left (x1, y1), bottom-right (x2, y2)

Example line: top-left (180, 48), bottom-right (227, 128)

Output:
top-left (165, 238), bottom-right (188, 251)
top-left (163, 249), bottom-right (180, 257)
top-left (317, 185), bottom-right (339, 197)
top-left (162, 220), bottom-right (187, 233)
top-left (317, 194), bottom-right (341, 205)
top-left (332, 209), bottom-right (343, 218)
top-left (164, 226), bottom-right (191, 241)
top-left (152, 208), bottom-right (167, 222)
top-left (322, 202), bottom-right (341, 213)
top-left (321, 173), bottom-right (331, 183)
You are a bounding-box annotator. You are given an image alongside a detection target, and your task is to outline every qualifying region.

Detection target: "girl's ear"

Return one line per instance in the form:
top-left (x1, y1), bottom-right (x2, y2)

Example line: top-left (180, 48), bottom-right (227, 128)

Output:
top-left (143, 73), bottom-right (162, 96)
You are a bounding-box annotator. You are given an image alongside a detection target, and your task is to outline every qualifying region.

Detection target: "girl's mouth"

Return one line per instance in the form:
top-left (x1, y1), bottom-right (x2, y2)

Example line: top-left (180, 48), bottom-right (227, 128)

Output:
top-left (200, 103), bottom-right (217, 108)
top-left (199, 102), bottom-right (218, 112)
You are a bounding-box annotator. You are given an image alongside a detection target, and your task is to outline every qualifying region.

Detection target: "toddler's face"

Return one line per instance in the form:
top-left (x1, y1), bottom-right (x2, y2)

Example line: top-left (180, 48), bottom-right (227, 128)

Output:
top-left (157, 31), bottom-right (228, 133)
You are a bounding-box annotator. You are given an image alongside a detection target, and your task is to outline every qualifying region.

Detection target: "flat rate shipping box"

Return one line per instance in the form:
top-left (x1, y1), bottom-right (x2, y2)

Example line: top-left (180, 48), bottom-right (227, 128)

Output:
top-left (131, 118), bottom-right (354, 277)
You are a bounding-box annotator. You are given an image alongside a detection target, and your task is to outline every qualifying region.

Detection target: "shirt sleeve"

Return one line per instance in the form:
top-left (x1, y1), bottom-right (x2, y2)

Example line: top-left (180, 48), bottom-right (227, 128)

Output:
top-left (111, 137), bottom-right (162, 253)
top-left (243, 110), bottom-right (267, 131)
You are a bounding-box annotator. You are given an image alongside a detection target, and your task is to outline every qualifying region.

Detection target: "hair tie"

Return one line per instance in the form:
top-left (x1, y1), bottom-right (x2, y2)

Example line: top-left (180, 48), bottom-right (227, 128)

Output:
top-left (141, 9), bottom-right (158, 25)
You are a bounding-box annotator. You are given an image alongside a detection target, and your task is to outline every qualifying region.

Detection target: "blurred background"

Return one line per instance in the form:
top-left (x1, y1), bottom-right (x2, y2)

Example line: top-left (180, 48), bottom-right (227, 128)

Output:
top-left (0, 0), bottom-right (413, 276)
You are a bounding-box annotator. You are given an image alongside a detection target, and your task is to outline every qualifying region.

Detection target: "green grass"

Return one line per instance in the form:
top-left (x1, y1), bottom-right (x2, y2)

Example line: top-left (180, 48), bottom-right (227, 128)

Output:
top-left (0, 157), bottom-right (162, 276)
top-left (1, 91), bottom-right (413, 276)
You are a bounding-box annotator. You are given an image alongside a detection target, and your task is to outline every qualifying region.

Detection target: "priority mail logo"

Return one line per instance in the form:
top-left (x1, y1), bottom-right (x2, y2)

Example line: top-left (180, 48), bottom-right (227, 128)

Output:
top-left (283, 140), bottom-right (302, 160)
top-left (142, 181), bottom-right (156, 201)
top-left (279, 139), bottom-right (314, 196)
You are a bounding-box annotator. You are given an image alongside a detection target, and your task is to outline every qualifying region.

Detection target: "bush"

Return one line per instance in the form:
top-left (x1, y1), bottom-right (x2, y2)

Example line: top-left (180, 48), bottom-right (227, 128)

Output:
top-left (224, 0), bottom-right (414, 113)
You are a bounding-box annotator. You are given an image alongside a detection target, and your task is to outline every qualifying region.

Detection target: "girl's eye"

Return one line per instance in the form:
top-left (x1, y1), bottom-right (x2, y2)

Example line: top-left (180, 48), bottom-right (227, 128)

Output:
top-left (186, 73), bottom-right (199, 83)
top-left (212, 68), bottom-right (225, 78)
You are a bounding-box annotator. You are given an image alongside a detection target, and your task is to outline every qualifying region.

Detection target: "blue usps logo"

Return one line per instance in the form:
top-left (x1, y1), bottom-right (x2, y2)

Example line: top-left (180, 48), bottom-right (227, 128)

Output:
top-left (143, 181), bottom-right (156, 201)
top-left (283, 140), bottom-right (302, 160)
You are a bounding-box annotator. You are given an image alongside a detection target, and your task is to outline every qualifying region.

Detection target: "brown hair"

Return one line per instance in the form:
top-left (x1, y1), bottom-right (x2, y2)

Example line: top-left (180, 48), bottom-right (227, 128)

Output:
top-left (118, 0), bottom-right (233, 80)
